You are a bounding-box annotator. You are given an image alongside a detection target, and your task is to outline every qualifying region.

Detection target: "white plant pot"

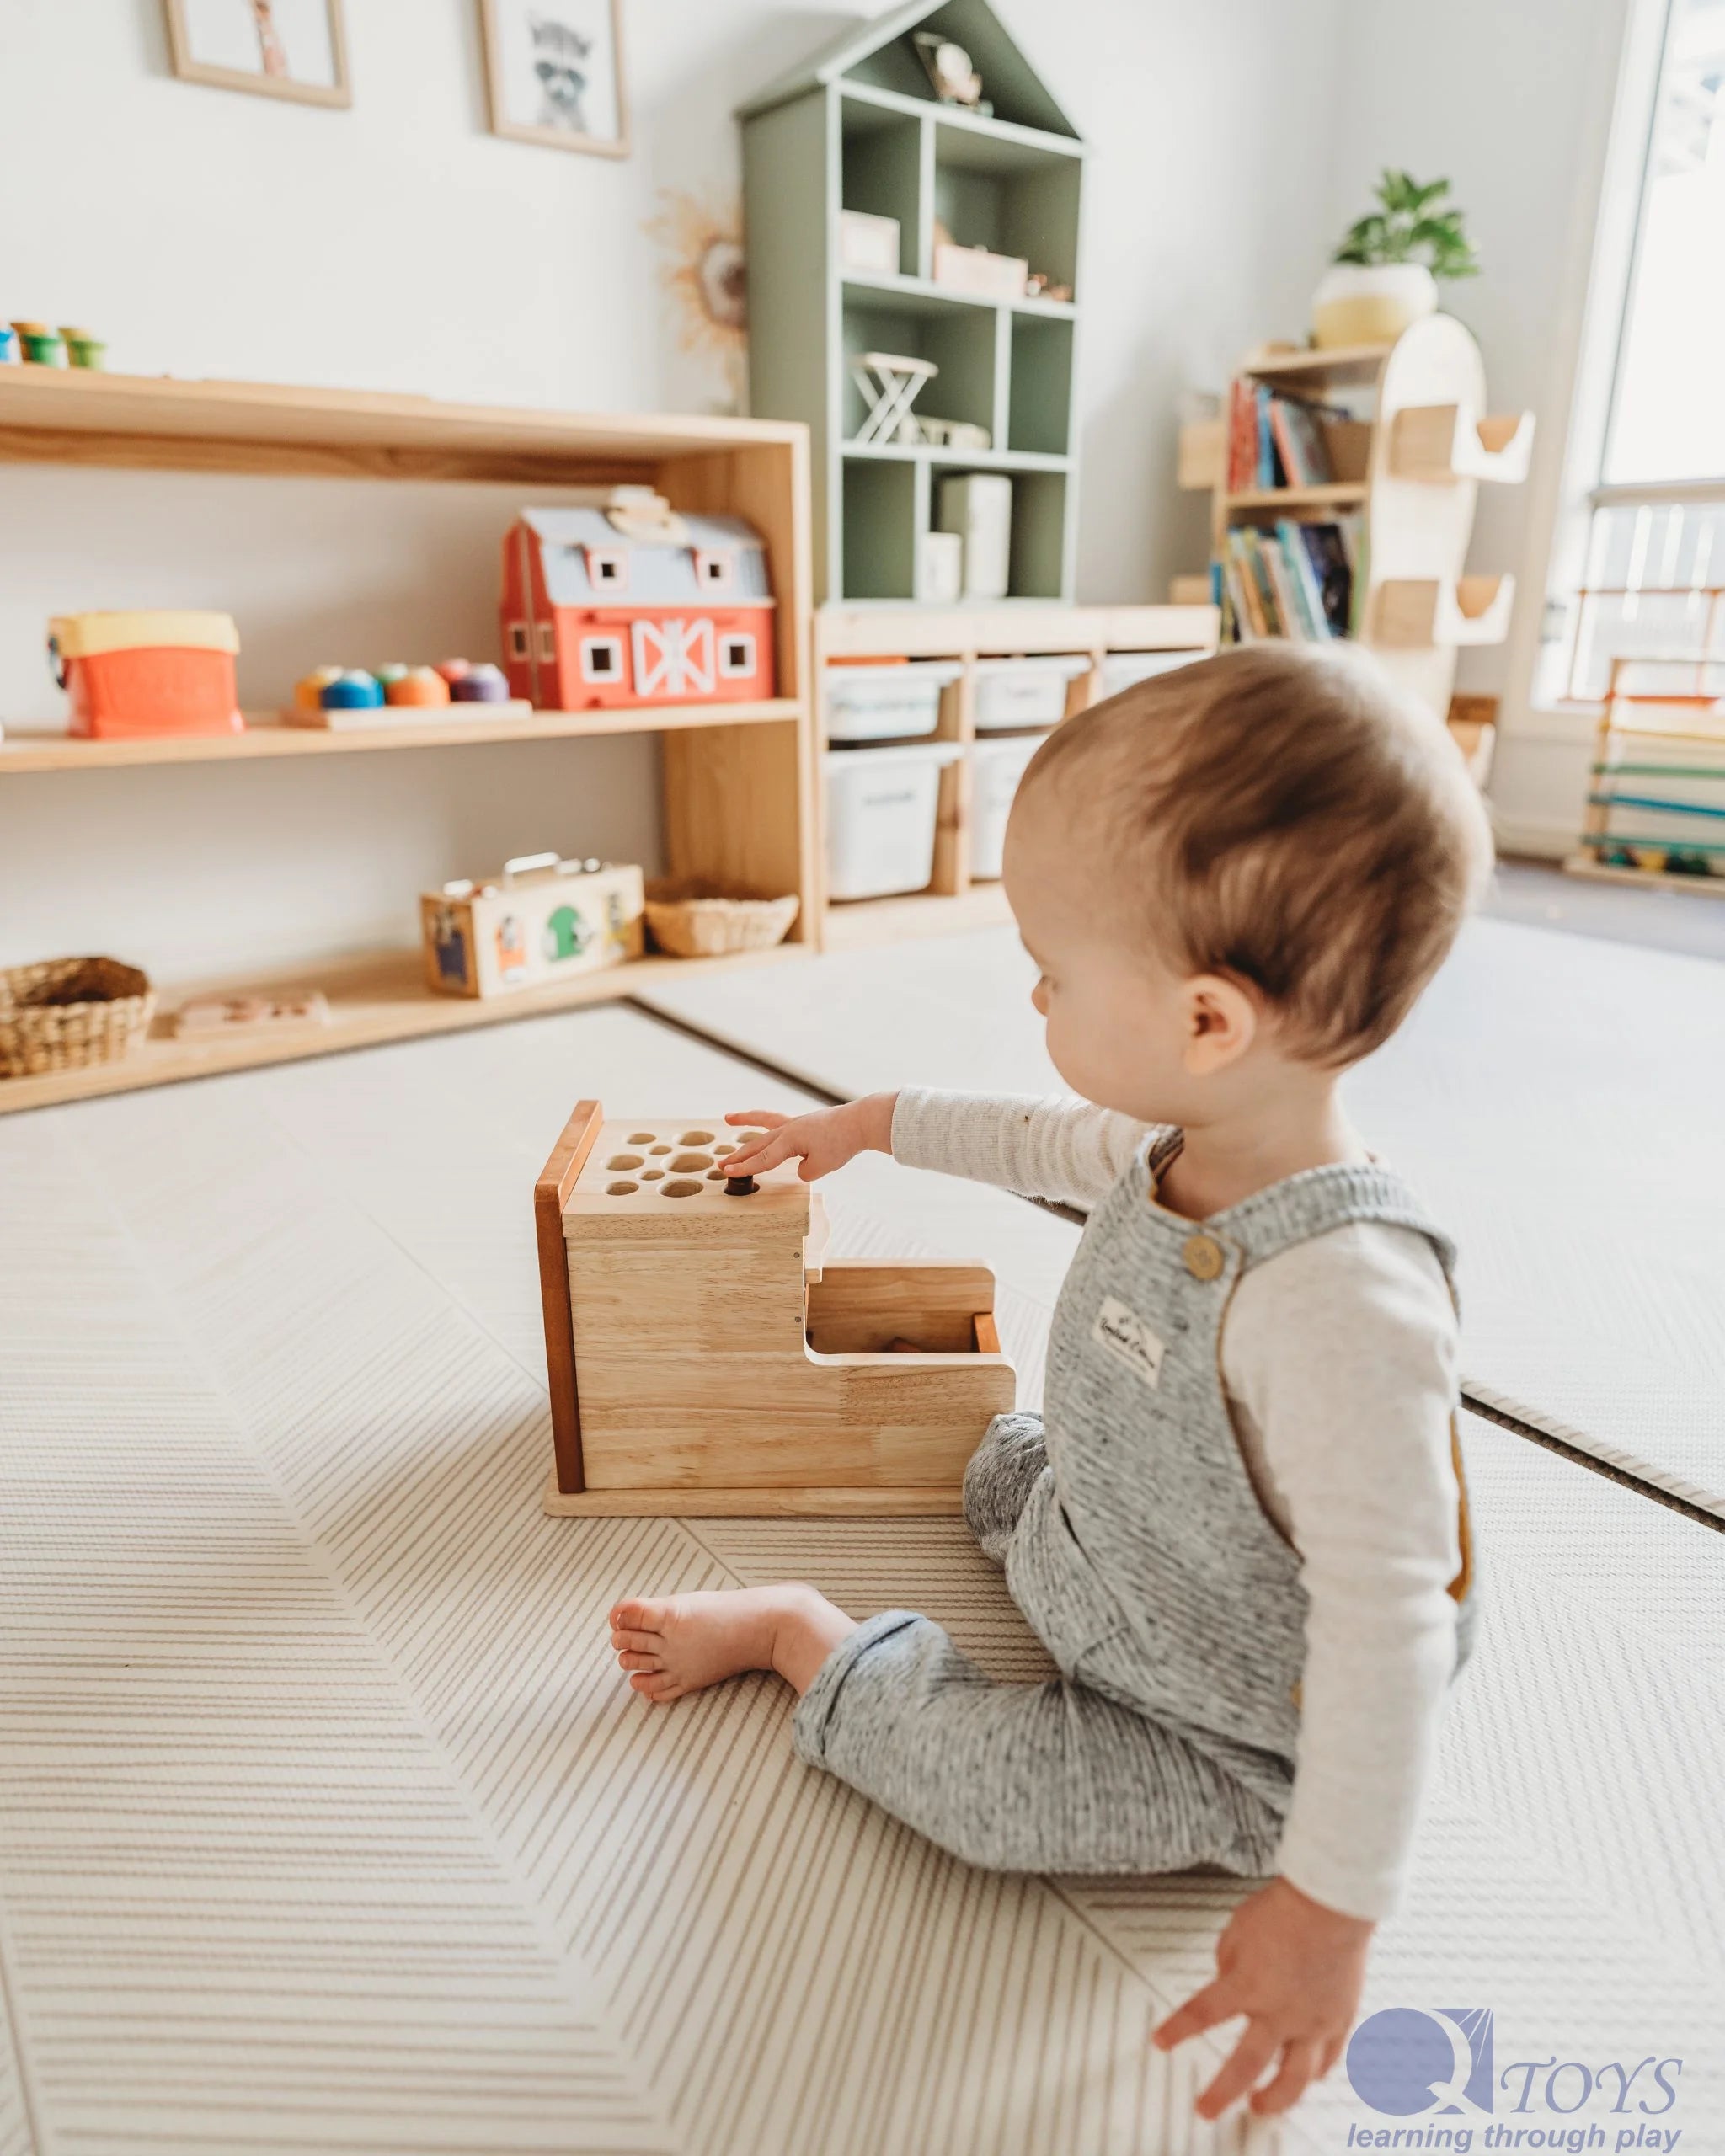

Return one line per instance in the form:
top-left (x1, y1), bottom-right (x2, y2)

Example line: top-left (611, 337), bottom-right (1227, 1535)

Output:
top-left (1311, 262), bottom-right (1438, 350)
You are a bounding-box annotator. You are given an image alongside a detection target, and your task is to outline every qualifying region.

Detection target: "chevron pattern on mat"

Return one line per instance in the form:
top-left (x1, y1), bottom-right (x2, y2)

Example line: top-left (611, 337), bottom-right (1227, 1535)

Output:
top-left (3, 1006), bottom-right (1721, 2152)
top-left (0, 1012), bottom-right (1278, 2156)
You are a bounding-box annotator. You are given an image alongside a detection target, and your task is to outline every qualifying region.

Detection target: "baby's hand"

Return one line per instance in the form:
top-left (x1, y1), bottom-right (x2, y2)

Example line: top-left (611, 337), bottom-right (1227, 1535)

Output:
top-left (723, 1095), bottom-right (895, 1182)
top-left (1153, 1876), bottom-right (1372, 2118)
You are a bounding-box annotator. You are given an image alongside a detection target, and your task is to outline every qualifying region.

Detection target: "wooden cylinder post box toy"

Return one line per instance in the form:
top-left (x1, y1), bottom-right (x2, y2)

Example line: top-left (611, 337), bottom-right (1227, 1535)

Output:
top-left (535, 1101), bottom-right (1017, 1516)
top-left (48, 611), bottom-right (243, 739)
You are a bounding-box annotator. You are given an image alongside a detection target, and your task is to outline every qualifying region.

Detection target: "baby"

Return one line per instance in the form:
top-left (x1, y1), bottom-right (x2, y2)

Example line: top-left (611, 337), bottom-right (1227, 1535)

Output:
top-left (609, 643), bottom-right (1492, 2121)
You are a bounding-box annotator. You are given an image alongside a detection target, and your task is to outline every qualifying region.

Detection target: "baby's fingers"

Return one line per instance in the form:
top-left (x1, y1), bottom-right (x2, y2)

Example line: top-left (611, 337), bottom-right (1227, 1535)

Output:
top-left (1195, 2022), bottom-right (1279, 2121)
top-left (726, 1127), bottom-right (804, 1176)
top-left (1154, 1977), bottom-right (1237, 2052)
top-left (1249, 2038), bottom-right (1322, 2116)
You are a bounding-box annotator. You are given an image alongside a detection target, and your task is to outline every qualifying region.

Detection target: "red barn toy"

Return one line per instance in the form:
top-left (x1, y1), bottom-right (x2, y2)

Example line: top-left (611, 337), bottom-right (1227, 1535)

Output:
top-left (500, 496), bottom-right (777, 711)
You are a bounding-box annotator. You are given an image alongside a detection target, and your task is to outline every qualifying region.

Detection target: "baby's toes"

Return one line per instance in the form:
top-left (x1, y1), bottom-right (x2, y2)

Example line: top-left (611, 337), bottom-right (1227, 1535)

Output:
top-left (617, 1649), bottom-right (662, 1673)
top-left (609, 1626), bottom-right (661, 1657)
top-left (611, 1597), bottom-right (668, 1635)
top-left (628, 1671), bottom-right (686, 1703)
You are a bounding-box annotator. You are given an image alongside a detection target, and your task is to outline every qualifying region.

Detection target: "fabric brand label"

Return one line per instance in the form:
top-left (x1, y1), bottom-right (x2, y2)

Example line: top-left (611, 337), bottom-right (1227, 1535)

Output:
top-left (1091, 1296), bottom-right (1165, 1389)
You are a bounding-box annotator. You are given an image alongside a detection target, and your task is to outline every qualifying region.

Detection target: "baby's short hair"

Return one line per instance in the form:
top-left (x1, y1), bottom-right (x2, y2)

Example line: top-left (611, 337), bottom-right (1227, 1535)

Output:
top-left (1017, 643), bottom-right (1493, 1067)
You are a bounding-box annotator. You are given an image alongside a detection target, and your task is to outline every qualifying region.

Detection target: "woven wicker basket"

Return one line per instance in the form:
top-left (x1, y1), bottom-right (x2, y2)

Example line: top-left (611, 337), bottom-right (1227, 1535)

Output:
top-left (643, 879), bottom-right (800, 959)
top-left (0, 956), bottom-right (156, 1077)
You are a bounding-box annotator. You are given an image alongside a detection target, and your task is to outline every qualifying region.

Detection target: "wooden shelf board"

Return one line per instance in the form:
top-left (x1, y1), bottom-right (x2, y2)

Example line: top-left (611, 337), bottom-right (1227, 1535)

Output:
top-left (821, 881), bottom-right (1015, 949)
top-left (1224, 483), bottom-right (1369, 511)
top-left (1240, 344), bottom-right (1391, 381)
top-left (841, 441), bottom-right (1071, 473)
top-left (0, 366), bottom-right (806, 486)
top-left (0, 701), bottom-right (802, 776)
top-left (0, 942), bottom-right (811, 1117)
top-left (841, 270), bottom-right (1076, 322)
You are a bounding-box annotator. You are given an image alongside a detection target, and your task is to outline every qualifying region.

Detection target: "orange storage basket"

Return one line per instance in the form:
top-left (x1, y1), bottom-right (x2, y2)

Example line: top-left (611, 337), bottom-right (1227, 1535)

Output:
top-left (49, 611), bottom-right (243, 739)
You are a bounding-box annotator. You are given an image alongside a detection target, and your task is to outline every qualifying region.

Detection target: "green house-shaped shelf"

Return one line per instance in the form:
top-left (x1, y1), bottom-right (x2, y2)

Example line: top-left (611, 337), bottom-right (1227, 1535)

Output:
top-left (739, 0), bottom-right (1084, 605)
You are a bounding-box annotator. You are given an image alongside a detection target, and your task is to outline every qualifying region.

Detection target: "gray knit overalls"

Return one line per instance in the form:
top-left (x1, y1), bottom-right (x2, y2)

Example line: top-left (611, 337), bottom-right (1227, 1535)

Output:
top-left (793, 1137), bottom-right (1476, 1876)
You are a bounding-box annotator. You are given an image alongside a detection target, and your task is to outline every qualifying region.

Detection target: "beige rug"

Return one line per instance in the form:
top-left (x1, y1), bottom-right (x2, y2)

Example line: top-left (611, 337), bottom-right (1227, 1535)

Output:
top-left (1, 1003), bottom-right (1720, 2153)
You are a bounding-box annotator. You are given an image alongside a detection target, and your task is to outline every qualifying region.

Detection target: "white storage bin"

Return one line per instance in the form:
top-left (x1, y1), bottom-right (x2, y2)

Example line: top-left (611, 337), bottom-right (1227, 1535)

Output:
top-left (970, 732), bottom-right (1048, 881)
top-left (825, 660), bottom-right (964, 744)
top-left (1099, 649), bottom-right (1205, 698)
top-left (973, 654), bottom-right (1092, 732)
top-left (825, 741), bottom-right (963, 900)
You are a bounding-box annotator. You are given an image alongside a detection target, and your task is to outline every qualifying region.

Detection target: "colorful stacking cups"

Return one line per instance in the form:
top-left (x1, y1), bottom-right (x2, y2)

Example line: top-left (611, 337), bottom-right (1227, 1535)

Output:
top-left (371, 663), bottom-right (410, 689)
top-left (61, 328), bottom-right (106, 370)
top-left (320, 669), bottom-right (385, 710)
top-left (12, 323), bottom-right (65, 366)
top-left (386, 666), bottom-right (451, 707)
top-left (434, 658), bottom-right (471, 686)
top-left (295, 665), bottom-right (344, 711)
top-left (450, 663), bottom-right (509, 703)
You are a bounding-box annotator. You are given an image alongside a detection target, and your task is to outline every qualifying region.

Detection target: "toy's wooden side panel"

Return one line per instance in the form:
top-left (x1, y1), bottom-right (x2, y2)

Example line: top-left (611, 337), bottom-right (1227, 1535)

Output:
top-left (535, 1099), bottom-right (604, 1494)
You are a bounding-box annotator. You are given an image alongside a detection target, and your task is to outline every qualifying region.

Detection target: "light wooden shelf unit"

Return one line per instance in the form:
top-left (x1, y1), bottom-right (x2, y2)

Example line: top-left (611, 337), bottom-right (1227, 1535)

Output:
top-left (740, 0), bottom-right (1084, 604)
top-left (1180, 314), bottom-right (1533, 723)
top-left (0, 366), bottom-right (817, 1113)
top-left (814, 600), bottom-right (1218, 948)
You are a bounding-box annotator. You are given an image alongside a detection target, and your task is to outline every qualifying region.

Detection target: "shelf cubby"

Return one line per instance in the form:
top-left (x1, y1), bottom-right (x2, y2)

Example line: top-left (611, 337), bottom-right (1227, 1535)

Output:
top-left (1007, 313), bottom-right (1074, 456)
top-left (842, 454), bottom-right (921, 599)
top-left (740, 1), bottom-right (1084, 604)
top-left (841, 294), bottom-right (999, 445)
top-left (932, 120), bottom-right (1081, 296)
top-left (1374, 574), bottom-right (1515, 649)
top-left (1390, 403), bottom-right (1536, 484)
top-left (840, 100), bottom-right (922, 276)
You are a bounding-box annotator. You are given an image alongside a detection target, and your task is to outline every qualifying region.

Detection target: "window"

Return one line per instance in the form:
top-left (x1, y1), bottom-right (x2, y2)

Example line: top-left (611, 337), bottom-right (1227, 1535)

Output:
top-left (1563, 0), bottom-right (1725, 698)
top-left (580, 634), bottom-right (624, 683)
top-left (536, 622), bottom-right (556, 664)
top-left (507, 621), bottom-right (529, 660)
top-left (692, 547), bottom-right (735, 592)
top-left (718, 632), bottom-right (757, 679)
top-left (583, 545), bottom-right (629, 592)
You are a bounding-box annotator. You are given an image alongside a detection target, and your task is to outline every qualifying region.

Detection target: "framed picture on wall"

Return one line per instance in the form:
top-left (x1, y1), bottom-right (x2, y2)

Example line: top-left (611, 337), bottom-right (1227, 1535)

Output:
top-left (479, 0), bottom-right (629, 158)
top-left (163, 0), bottom-right (350, 107)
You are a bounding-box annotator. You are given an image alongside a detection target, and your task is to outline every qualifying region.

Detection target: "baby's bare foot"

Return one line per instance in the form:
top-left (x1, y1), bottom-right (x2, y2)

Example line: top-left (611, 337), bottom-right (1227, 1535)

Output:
top-left (608, 1582), bottom-right (857, 1703)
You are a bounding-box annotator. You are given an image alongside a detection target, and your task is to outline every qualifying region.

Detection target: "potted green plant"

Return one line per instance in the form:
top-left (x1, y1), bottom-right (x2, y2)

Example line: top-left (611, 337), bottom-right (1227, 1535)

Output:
top-left (1311, 171), bottom-right (1480, 350)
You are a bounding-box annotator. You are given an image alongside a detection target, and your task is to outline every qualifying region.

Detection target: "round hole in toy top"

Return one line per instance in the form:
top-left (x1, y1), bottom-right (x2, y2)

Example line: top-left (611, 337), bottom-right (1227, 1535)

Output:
top-left (738, 1129), bottom-right (766, 1143)
top-left (660, 1179), bottom-right (703, 1198)
top-left (640, 1169), bottom-right (664, 1181)
top-left (628, 1131), bottom-right (656, 1144)
top-left (706, 1170), bottom-right (726, 1180)
top-left (649, 1145), bottom-right (672, 1155)
top-left (670, 1153), bottom-right (713, 1172)
top-left (714, 1144), bottom-right (735, 1155)
top-left (679, 1129), bottom-right (715, 1145)
top-left (607, 1154), bottom-right (644, 1171)
top-left (606, 1181), bottom-right (638, 1196)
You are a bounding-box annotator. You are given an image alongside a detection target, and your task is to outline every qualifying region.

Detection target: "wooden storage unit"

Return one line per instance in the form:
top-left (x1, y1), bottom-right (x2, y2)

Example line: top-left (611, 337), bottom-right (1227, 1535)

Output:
top-left (814, 600), bottom-right (1218, 947)
top-left (740, 0), bottom-right (1083, 604)
top-left (1182, 315), bottom-right (1533, 728)
top-left (0, 366), bottom-right (814, 1113)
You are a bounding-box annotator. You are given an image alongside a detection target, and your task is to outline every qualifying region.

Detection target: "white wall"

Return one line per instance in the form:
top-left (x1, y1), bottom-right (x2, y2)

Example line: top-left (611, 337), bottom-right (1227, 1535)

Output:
top-left (0, 0), bottom-right (1347, 982)
top-left (1322, 0), bottom-right (1637, 854)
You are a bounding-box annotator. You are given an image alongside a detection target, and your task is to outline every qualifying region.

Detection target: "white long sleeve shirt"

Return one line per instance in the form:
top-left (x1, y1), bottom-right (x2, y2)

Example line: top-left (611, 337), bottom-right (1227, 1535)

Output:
top-left (892, 1088), bottom-right (1466, 1922)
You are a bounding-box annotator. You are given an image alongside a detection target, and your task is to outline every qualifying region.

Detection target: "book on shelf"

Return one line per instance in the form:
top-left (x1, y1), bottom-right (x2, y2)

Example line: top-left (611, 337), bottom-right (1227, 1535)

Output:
top-left (1226, 382), bottom-right (1348, 492)
top-left (1217, 516), bottom-right (1359, 643)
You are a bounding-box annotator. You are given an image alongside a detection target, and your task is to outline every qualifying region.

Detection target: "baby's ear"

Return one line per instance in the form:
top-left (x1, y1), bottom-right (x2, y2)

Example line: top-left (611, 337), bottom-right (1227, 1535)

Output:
top-left (1182, 973), bottom-right (1258, 1075)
